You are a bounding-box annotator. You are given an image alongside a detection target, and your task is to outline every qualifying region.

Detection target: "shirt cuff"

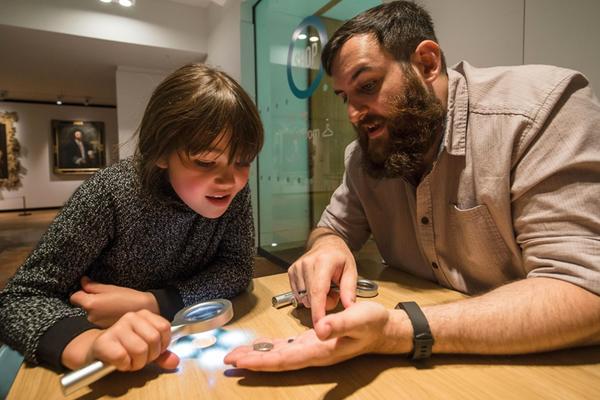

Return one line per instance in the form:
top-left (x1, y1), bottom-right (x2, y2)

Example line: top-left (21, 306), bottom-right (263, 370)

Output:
top-left (148, 287), bottom-right (184, 322)
top-left (37, 316), bottom-right (99, 369)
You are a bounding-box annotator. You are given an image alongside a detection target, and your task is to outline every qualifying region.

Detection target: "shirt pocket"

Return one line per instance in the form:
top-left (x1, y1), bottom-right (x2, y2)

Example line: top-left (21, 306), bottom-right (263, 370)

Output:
top-left (443, 203), bottom-right (518, 293)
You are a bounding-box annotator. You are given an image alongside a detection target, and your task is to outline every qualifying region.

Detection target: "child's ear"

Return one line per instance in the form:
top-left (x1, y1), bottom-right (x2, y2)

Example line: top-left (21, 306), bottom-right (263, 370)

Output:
top-left (156, 157), bottom-right (168, 169)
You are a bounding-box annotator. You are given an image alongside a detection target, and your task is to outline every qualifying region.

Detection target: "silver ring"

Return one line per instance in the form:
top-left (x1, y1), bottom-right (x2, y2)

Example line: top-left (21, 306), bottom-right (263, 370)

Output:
top-left (355, 279), bottom-right (378, 298)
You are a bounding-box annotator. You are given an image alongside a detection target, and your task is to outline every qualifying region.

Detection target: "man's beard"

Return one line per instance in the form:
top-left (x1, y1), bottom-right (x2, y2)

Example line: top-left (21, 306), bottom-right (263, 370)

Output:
top-left (355, 67), bottom-right (445, 181)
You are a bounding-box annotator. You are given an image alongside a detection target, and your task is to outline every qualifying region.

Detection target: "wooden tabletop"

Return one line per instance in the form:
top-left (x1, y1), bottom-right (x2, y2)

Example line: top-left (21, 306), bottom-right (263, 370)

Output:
top-left (8, 262), bottom-right (600, 400)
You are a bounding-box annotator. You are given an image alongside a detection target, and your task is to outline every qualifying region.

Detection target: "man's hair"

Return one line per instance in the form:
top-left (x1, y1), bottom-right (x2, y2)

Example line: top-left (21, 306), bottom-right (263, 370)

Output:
top-left (321, 1), bottom-right (446, 75)
top-left (135, 63), bottom-right (264, 196)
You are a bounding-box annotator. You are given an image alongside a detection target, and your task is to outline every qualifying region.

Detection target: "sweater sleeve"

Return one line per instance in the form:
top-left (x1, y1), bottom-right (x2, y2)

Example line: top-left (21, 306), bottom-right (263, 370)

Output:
top-left (0, 172), bottom-right (114, 368)
top-left (152, 185), bottom-right (255, 317)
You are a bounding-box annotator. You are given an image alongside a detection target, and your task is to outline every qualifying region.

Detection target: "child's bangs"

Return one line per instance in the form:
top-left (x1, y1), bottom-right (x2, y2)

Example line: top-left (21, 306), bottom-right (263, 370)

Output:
top-left (182, 97), bottom-right (262, 164)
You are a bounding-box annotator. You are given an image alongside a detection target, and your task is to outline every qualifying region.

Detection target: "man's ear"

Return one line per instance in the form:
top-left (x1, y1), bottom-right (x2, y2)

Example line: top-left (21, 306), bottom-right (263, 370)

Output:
top-left (411, 40), bottom-right (443, 84)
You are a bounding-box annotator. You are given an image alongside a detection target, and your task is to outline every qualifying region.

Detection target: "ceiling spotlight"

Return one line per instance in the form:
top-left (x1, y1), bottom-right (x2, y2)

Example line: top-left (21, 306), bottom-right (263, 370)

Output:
top-left (99, 0), bottom-right (135, 6)
top-left (297, 33), bottom-right (307, 40)
top-left (83, 97), bottom-right (91, 106)
top-left (56, 96), bottom-right (63, 105)
top-left (309, 36), bottom-right (319, 42)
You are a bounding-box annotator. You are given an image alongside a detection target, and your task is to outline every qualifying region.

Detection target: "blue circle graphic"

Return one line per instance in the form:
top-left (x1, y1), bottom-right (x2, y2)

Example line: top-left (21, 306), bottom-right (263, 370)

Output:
top-left (287, 16), bottom-right (328, 99)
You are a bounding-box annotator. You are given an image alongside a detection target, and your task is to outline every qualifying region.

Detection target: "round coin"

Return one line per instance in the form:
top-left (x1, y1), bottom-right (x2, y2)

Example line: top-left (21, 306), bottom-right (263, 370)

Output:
top-left (253, 342), bottom-right (274, 352)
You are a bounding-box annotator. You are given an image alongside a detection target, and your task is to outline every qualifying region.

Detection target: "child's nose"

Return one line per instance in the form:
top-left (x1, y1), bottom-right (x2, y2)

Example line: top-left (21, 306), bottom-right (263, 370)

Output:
top-left (215, 165), bottom-right (235, 185)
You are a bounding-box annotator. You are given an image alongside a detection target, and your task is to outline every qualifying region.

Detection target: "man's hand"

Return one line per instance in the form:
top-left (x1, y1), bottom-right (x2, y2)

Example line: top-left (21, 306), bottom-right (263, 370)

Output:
top-left (62, 309), bottom-right (180, 371)
top-left (288, 228), bottom-right (358, 325)
top-left (70, 276), bottom-right (160, 328)
top-left (224, 302), bottom-right (402, 371)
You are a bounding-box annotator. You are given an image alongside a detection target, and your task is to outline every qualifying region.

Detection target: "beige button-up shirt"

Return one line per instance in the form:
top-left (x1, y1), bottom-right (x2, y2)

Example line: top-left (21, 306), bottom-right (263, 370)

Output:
top-left (319, 61), bottom-right (600, 295)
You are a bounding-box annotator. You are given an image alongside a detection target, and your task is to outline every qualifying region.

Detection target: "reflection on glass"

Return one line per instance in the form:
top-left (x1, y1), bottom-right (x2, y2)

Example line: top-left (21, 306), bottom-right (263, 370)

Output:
top-left (255, 0), bottom-right (381, 264)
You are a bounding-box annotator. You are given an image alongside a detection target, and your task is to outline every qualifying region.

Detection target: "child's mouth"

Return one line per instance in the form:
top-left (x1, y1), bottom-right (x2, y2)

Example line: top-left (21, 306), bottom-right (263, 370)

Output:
top-left (206, 194), bottom-right (231, 206)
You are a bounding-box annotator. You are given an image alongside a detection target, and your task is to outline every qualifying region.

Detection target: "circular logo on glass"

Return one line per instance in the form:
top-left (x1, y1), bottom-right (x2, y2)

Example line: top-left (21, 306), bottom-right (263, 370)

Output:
top-left (287, 16), bottom-right (328, 99)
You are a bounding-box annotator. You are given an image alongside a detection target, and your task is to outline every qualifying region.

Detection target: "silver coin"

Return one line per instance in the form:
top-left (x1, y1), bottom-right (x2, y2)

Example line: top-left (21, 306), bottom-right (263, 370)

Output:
top-left (253, 342), bottom-right (274, 352)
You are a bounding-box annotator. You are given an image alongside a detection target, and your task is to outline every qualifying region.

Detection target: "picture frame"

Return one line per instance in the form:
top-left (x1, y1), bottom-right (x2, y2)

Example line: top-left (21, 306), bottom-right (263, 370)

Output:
top-left (0, 112), bottom-right (21, 190)
top-left (52, 120), bottom-right (105, 174)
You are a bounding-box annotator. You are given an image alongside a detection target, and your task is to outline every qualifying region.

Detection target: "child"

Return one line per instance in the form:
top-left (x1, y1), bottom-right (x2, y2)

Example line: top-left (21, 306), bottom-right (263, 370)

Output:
top-left (0, 63), bottom-right (264, 372)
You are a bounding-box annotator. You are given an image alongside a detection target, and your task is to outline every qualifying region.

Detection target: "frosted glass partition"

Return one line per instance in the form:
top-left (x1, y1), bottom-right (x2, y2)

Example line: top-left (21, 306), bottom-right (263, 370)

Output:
top-left (253, 0), bottom-right (381, 264)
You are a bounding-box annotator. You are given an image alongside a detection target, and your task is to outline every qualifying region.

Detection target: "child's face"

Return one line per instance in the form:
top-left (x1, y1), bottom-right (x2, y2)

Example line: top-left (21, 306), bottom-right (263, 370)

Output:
top-left (158, 139), bottom-right (251, 219)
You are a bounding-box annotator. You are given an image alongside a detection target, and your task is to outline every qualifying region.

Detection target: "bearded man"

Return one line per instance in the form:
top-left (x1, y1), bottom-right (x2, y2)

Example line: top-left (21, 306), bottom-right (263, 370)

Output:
top-left (225, 1), bottom-right (600, 370)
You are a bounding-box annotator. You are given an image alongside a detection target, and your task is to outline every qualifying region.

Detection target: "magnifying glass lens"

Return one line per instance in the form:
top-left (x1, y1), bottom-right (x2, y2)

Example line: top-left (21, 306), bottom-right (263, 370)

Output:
top-left (185, 304), bottom-right (223, 322)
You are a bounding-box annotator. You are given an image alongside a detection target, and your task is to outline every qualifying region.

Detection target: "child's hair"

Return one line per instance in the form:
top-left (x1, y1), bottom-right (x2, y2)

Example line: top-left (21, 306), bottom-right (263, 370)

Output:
top-left (135, 63), bottom-right (264, 195)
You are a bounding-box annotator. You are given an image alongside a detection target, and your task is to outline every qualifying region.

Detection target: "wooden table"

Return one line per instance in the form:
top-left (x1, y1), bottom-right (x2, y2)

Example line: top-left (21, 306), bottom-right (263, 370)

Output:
top-left (7, 262), bottom-right (600, 400)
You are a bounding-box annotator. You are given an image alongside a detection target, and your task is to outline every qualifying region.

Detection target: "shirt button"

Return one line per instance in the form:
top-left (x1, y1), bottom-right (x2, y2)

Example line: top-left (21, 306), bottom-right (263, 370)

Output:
top-left (431, 262), bottom-right (439, 269)
top-left (421, 216), bottom-right (429, 224)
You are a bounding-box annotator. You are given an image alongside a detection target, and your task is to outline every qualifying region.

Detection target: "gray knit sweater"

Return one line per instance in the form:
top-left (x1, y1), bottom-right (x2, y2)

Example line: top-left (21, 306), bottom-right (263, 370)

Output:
top-left (0, 158), bottom-right (255, 368)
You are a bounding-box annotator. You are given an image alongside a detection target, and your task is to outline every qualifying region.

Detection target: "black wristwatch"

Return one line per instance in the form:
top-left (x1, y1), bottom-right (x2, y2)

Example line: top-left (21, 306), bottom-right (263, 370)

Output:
top-left (395, 301), bottom-right (434, 360)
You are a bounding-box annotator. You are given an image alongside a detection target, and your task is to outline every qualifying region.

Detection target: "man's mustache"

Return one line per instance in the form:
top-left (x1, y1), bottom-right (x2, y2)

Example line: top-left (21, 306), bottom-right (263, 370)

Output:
top-left (353, 114), bottom-right (386, 135)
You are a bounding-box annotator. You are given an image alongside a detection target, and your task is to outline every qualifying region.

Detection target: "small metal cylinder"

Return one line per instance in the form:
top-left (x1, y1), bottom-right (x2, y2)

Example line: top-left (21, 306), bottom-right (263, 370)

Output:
top-left (272, 291), bottom-right (295, 308)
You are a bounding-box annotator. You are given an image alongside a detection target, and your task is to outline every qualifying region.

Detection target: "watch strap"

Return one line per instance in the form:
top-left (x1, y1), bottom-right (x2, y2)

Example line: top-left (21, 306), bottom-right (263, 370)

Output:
top-left (395, 301), bottom-right (434, 360)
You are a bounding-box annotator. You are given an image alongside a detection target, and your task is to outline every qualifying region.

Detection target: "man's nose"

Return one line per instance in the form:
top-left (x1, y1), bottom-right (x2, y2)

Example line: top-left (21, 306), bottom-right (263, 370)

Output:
top-left (347, 101), bottom-right (367, 125)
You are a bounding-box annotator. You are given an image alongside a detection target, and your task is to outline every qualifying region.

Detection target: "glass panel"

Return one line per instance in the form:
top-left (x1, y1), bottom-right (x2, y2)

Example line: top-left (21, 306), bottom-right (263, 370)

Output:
top-left (254, 0), bottom-right (381, 264)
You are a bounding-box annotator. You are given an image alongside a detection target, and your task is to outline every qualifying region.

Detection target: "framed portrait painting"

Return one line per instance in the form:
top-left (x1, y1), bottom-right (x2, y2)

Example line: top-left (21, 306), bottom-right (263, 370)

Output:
top-left (0, 112), bottom-right (21, 190)
top-left (52, 120), bottom-right (105, 174)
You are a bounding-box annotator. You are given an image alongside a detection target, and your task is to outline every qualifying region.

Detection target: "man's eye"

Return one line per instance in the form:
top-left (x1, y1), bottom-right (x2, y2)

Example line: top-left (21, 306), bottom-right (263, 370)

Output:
top-left (361, 80), bottom-right (377, 93)
top-left (194, 160), bottom-right (215, 168)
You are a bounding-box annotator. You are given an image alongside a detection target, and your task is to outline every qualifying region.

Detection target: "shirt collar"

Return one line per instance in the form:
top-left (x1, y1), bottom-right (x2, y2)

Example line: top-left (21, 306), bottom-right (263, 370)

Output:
top-left (442, 67), bottom-right (468, 156)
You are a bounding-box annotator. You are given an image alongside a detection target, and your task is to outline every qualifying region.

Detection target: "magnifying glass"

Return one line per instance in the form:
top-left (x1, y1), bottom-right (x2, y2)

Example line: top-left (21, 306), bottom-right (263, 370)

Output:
top-left (272, 278), bottom-right (379, 308)
top-left (60, 299), bottom-right (233, 396)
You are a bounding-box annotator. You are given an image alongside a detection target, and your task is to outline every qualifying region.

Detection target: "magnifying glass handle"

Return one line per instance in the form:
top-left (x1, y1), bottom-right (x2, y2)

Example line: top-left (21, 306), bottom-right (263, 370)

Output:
top-left (60, 360), bottom-right (115, 396)
top-left (60, 324), bottom-right (184, 396)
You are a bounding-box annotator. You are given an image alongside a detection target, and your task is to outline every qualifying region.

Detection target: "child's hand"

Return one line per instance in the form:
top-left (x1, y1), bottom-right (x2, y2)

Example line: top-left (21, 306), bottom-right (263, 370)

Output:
top-left (62, 309), bottom-right (180, 371)
top-left (70, 276), bottom-right (160, 328)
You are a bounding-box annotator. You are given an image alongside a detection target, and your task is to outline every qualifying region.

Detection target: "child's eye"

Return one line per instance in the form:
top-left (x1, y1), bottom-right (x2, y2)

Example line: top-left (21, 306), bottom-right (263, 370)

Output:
top-left (235, 161), bottom-right (251, 168)
top-left (194, 160), bottom-right (215, 168)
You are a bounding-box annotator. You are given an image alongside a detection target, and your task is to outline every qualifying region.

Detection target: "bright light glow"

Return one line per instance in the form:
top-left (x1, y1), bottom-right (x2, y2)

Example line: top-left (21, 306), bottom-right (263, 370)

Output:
top-left (309, 36), bottom-right (319, 42)
top-left (99, 0), bottom-right (112, 3)
top-left (297, 33), bottom-right (307, 40)
top-left (196, 348), bottom-right (229, 370)
top-left (271, 243), bottom-right (278, 247)
top-left (170, 340), bottom-right (198, 359)
top-left (218, 329), bottom-right (254, 348)
top-left (119, 0), bottom-right (133, 7)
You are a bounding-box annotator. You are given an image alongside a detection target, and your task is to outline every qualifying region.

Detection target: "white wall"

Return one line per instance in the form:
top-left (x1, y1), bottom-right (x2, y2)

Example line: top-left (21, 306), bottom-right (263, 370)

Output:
top-left (0, 102), bottom-right (118, 211)
top-left (417, 0), bottom-right (524, 68)
top-left (206, 0), bottom-right (242, 81)
top-left (0, 0), bottom-right (209, 53)
top-left (415, 0), bottom-right (600, 90)
top-left (524, 0), bottom-right (600, 92)
top-left (115, 67), bottom-right (169, 159)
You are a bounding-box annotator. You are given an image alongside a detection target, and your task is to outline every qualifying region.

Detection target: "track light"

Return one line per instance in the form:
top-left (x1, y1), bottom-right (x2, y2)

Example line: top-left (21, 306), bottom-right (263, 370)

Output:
top-left (98, 0), bottom-right (135, 7)
top-left (56, 95), bottom-right (63, 105)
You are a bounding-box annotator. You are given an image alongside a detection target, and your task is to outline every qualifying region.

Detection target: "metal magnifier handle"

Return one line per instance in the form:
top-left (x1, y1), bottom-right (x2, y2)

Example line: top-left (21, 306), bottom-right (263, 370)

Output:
top-left (272, 278), bottom-right (379, 308)
top-left (60, 299), bottom-right (233, 396)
